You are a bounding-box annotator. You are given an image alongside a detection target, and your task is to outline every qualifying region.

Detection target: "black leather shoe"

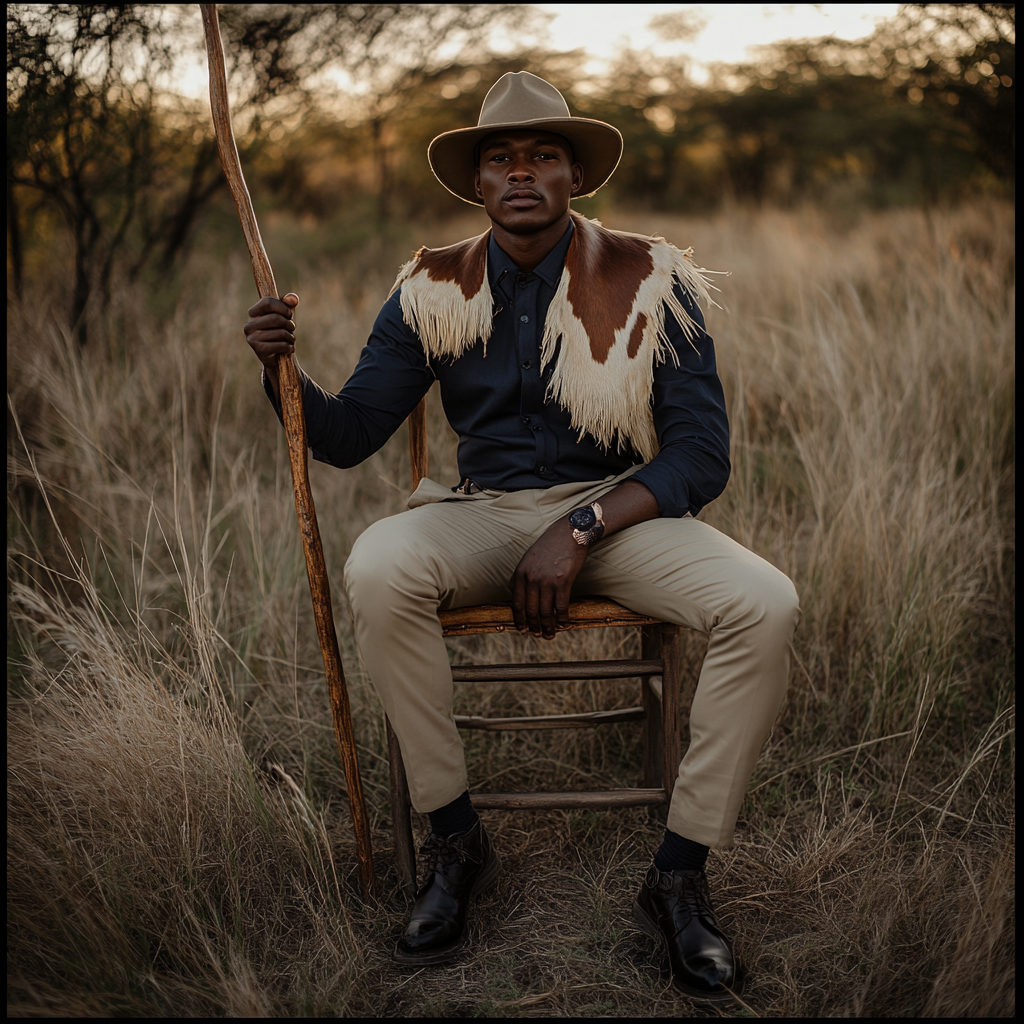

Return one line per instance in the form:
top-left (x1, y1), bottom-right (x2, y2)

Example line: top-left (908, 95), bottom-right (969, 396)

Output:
top-left (632, 864), bottom-right (742, 1002)
top-left (393, 819), bottom-right (500, 965)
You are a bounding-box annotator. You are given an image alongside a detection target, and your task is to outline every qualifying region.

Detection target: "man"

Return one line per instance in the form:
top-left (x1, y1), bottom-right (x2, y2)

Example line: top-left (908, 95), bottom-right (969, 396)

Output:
top-left (245, 72), bottom-right (799, 1002)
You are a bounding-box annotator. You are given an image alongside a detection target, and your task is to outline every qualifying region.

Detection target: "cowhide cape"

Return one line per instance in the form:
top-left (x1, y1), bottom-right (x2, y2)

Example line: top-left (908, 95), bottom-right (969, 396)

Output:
top-left (389, 211), bottom-right (720, 462)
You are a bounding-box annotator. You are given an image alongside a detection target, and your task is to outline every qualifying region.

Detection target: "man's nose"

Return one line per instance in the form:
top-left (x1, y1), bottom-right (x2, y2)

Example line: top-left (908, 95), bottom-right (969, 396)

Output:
top-left (506, 158), bottom-right (534, 181)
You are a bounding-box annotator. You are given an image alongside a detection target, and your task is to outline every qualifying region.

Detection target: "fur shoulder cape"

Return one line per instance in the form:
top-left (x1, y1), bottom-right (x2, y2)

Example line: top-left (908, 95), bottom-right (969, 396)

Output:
top-left (388, 211), bottom-right (720, 462)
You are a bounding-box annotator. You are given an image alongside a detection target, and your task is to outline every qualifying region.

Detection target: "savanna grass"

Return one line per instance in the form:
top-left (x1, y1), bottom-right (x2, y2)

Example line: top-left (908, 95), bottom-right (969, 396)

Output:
top-left (8, 200), bottom-right (1014, 1016)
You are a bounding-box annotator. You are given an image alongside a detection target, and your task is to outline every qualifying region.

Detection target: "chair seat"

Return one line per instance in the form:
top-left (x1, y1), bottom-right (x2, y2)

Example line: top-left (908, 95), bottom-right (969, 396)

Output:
top-left (439, 597), bottom-right (659, 636)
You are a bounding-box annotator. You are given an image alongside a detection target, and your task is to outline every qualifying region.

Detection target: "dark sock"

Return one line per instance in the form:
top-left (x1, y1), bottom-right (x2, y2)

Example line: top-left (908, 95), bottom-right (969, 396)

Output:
top-left (428, 790), bottom-right (479, 838)
top-left (654, 829), bottom-right (709, 873)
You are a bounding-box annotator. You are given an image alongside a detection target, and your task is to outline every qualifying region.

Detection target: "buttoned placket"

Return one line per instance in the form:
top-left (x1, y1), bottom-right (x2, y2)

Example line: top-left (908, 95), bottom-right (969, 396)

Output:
top-left (509, 269), bottom-right (554, 479)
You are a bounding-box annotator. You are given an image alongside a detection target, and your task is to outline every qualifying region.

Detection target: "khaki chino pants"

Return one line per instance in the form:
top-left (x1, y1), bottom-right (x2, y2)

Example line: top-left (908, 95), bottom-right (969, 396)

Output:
top-left (344, 470), bottom-right (799, 848)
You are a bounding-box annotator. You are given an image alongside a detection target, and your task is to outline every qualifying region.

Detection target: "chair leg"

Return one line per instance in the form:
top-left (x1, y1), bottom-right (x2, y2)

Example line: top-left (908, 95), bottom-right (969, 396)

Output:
top-left (641, 626), bottom-right (667, 823)
top-left (386, 715), bottom-right (416, 897)
top-left (659, 624), bottom-right (683, 807)
top-left (641, 627), bottom-right (663, 788)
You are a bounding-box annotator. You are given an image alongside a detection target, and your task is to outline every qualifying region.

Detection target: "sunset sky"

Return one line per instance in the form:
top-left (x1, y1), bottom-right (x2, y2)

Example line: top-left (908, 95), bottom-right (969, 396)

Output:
top-left (536, 4), bottom-right (900, 81)
top-left (173, 4), bottom-right (903, 97)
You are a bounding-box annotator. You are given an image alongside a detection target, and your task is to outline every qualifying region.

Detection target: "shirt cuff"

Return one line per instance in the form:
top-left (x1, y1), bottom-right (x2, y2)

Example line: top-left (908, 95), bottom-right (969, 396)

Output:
top-left (631, 464), bottom-right (688, 519)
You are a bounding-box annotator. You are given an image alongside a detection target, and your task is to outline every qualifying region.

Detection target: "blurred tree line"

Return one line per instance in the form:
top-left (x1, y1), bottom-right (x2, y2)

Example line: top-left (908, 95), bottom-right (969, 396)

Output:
top-left (6, 3), bottom-right (1015, 342)
top-left (367, 4), bottom-right (1014, 216)
top-left (6, 3), bottom-right (537, 340)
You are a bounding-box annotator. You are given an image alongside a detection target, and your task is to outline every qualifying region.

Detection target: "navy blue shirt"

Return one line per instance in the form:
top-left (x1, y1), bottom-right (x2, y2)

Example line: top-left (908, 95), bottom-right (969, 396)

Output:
top-left (264, 222), bottom-right (730, 517)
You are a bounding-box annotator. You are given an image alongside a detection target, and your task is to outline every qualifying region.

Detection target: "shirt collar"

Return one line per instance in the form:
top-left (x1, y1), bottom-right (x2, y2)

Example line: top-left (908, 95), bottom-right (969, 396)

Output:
top-left (487, 219), bottom-right (575, 290)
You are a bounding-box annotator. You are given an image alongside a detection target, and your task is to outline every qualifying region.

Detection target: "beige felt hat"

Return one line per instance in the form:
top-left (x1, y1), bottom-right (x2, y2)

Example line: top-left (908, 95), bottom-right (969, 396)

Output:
top-left (428, 71), bottom-right (623, 206)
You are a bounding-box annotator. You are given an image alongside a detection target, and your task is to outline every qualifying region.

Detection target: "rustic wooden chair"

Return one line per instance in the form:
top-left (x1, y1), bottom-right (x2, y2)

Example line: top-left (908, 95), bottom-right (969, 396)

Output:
top-left (387, 400), bottom-right (698, 895)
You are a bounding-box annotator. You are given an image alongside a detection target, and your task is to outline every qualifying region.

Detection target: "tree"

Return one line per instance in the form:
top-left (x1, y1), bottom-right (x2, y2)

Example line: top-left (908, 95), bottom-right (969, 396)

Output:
top-left (7, 5), bottom-right (177, 337)
top-left (6, 4), bottom-right (544, 340)
top-left (873, 3), bottom-right (1015, 181)
top-left (562, 3), bottom-right (1015, 211)
top-left (716, 3), bottom-right (1015, 203)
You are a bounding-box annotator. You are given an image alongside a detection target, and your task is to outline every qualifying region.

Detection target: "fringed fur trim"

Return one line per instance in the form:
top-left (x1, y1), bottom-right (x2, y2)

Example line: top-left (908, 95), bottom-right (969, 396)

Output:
top-left (389, 230), bottom-right (492, 362)
top-left (541, 213), bottom-right (722, 462)
top-left (389, 212), bottom-right (723, 461)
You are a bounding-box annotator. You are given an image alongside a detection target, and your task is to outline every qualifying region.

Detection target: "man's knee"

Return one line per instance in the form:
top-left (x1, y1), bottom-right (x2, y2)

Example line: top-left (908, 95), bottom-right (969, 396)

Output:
top-left (740, 564), bottom-right (800, 638)
top-left (344, 516), bottom-right (435, 607)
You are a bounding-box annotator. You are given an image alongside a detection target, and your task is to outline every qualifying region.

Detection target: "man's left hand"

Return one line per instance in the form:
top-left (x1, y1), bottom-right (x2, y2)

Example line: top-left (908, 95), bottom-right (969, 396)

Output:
top-left (510, 520), bottom-right (589, 639)
top-left (510, 479), bottom-right (662, 639)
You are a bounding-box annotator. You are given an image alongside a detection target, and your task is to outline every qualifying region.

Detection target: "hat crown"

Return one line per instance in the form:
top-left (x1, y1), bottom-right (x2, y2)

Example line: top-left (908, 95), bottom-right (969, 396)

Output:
top-left (478, 71), bottom-right (571, 128)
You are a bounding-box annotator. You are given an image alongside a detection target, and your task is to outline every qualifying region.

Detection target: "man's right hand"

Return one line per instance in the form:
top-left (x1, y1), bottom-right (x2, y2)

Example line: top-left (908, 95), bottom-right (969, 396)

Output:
top-left (244, 292), bottom-right (299, 401)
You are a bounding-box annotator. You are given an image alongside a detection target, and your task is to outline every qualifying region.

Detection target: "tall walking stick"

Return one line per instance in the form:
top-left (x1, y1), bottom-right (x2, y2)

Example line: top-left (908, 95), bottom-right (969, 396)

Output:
top-left (201, 4), bottom-right (376, 898)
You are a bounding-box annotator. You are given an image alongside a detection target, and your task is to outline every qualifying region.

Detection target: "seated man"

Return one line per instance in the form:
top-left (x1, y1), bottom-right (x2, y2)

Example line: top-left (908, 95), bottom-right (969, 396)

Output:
top-left (244, 71), bottom-right (799, 1002)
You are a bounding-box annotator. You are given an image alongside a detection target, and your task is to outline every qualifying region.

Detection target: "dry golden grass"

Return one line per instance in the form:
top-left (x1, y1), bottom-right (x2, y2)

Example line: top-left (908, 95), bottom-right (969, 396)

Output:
top-left (7, 200), bottom-right (1015, 1016)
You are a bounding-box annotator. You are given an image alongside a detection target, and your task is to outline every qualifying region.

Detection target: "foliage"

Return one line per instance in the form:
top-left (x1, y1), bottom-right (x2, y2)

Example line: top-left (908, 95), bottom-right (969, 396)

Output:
top-left (715, 2), bottom-right (1016, 201)
top-left (242, 5), bottom-right (1017, 224)
top-left (563, 3), bottom-right (1015, 210)
top-left (6, 3), bottom-right (540, 338)
top-left (6, 5), bottom-right (179, 337)
top-left (5, 4), bottom-right (1016, 335)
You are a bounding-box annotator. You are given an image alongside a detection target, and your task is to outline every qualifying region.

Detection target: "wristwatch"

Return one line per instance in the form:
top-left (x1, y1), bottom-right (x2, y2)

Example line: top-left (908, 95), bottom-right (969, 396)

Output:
top-left (568, 502), bottom-right (606, 546)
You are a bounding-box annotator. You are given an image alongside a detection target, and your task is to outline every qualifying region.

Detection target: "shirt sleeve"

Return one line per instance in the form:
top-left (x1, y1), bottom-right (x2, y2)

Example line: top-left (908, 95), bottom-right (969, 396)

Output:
top-left (630, 283), bottom-right (731, 517)
top-left (262, 290), bottom-right (435, 469)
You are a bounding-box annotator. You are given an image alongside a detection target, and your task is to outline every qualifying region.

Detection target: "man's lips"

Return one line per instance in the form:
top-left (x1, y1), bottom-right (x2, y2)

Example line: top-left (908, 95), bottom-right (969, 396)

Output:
top-left (503, 188), bottom-right (543, 208)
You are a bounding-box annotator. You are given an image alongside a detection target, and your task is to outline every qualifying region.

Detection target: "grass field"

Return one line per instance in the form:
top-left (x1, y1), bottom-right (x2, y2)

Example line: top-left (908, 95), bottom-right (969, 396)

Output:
top-left (7, 199), bottom-right (1015, 1017)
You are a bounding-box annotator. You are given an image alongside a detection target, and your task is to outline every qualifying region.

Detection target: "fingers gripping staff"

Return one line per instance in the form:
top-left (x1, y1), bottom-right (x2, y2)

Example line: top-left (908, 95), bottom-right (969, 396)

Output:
top-left (200, 4), bottom-right (375, 898)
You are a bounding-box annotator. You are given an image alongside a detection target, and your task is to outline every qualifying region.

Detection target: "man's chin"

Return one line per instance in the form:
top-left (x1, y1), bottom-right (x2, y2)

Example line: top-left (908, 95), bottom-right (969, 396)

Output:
top-left (489, 206), bottom-right (570, 236)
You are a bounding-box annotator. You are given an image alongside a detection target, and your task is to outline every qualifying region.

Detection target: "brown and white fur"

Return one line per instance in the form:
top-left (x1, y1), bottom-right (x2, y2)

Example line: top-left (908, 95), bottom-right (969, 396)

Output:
top-left (389, 212), bottom-right (721, 462)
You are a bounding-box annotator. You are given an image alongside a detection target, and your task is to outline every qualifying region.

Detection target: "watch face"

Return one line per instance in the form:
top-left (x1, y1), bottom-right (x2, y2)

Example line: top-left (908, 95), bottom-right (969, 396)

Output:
top-left (569, 506), bottom-right (596, 530)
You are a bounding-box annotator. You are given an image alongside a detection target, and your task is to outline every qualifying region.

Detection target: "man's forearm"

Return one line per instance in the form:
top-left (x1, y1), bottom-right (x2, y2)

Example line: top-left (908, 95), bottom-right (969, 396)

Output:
top-left (545, 477), bottom-right (660, 549)
top-left (586, 478), bottom-right (660, 537)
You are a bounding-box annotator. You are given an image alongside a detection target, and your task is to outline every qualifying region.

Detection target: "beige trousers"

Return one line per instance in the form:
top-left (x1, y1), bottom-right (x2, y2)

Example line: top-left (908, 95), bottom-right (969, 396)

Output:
top-left (343, 471), bottom-right (799, 848)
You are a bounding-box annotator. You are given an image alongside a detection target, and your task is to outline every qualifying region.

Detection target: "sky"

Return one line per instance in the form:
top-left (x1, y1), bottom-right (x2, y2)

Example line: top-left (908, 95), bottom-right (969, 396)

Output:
top-left (175, 3), bottom-right (902, 98)
top-left (535, 4), bottom-right (900, 82)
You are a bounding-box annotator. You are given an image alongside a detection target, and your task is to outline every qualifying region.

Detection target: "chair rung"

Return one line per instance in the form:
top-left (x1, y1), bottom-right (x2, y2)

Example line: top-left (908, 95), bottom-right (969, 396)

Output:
top-left (470, 788), bottom-right (667, 809)
top-left (455, 707), bottom-right (645, 730)
top-left (451, 659), bottom-right (663, 682)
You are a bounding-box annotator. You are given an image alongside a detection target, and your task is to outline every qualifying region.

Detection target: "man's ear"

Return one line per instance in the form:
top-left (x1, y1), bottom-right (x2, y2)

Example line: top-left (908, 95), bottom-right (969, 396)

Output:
top-left (474, 167), bottom-right (483, 200)
top-left (571, 162), bottom-right (584, 195)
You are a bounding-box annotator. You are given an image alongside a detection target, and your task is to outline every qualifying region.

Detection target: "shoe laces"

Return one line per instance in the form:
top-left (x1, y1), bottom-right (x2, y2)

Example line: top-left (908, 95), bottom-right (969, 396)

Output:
top-left (420, 830), bottom-right (480, 875)
top-left (659, 869), bottom-right (715, 924)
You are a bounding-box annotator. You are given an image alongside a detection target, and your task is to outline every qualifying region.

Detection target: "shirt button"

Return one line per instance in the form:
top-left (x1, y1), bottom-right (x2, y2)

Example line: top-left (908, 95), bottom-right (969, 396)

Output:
top-left (521, 360), bottom-right (531, 369)
top-left (538, 466), bottom-right (548, 474)
top-left (532, 424), bottom-right (542, 431)
top-left (520, 315), bottom-right (529, 323)
top-left (522, 416), bottom-right (530, 424)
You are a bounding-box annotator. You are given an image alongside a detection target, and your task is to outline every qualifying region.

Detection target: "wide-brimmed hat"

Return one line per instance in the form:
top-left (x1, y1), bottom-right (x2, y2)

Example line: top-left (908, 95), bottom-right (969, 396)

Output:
top-left (428, 72), bottom-right (623, 206)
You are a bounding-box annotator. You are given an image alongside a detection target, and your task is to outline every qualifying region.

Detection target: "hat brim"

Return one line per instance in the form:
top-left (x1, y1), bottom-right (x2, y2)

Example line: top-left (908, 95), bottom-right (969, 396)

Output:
top-left (428, 117), bottom-right (623, 206)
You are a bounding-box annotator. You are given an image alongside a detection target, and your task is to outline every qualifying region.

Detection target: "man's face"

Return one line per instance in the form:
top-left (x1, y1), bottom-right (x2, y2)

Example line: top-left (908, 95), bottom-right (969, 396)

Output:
top-left (474, 130), bottom-right (584, 234)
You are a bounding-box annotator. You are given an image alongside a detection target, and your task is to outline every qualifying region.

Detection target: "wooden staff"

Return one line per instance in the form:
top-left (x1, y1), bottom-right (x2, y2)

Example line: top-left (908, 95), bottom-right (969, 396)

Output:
top-left (200, 4), bottom-right (376, 898)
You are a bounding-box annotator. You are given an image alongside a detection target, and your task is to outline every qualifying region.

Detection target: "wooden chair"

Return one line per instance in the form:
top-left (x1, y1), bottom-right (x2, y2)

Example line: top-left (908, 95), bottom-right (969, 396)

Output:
top-left (387, 400), bottom-right (697, 895)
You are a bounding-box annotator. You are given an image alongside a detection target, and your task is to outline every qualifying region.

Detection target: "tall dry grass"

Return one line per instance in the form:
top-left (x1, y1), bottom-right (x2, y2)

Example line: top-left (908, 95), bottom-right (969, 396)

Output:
top-left (7, 200), bottom-right (1014, 1017)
